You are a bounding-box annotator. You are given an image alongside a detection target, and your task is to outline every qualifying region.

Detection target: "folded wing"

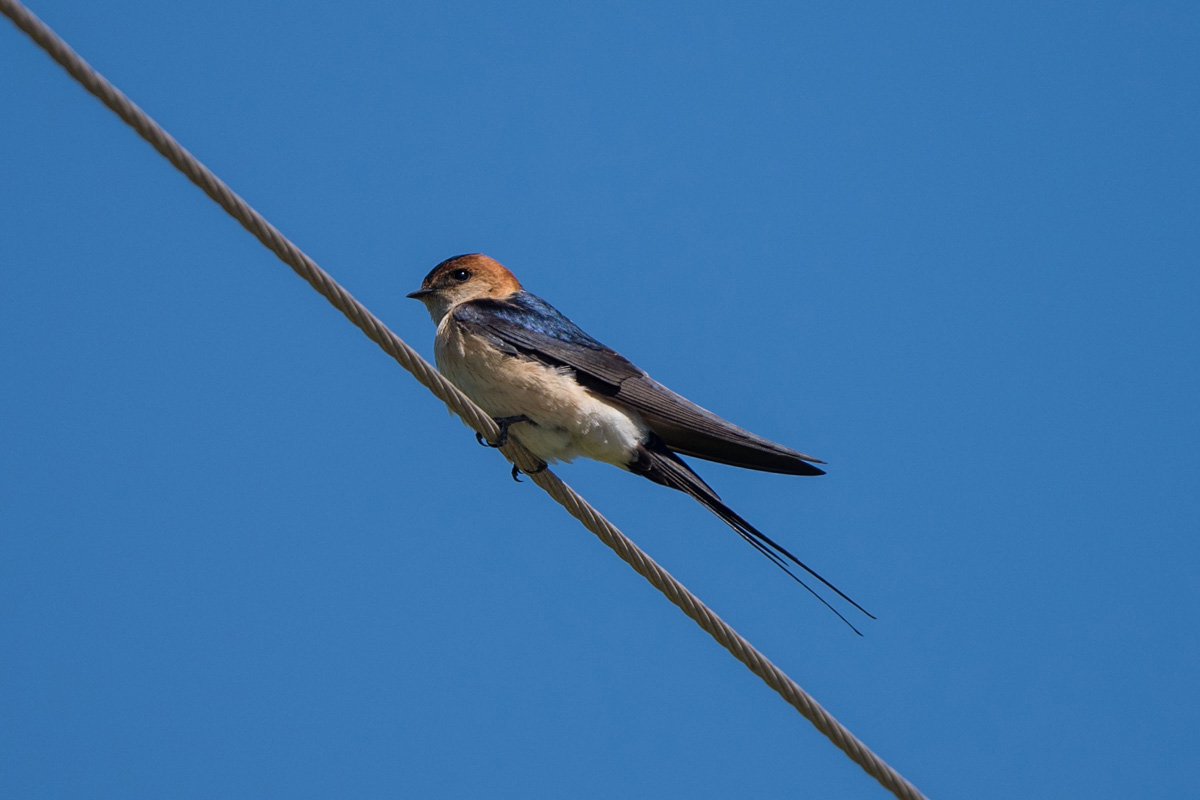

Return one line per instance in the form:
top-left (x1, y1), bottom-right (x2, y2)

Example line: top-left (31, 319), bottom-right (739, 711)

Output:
top-left (452, 295), bottom-right (825, 475)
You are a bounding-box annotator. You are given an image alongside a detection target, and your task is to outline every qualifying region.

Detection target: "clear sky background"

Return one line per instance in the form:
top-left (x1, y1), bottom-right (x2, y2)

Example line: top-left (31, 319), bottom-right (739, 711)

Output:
top-left (3, 2), bottom-right (1198, 798)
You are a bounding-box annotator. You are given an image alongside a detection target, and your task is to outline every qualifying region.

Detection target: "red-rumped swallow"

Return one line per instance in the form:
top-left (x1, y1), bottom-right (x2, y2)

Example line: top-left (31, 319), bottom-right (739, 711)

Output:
top-left (409, 253), bottom-right (871, 631)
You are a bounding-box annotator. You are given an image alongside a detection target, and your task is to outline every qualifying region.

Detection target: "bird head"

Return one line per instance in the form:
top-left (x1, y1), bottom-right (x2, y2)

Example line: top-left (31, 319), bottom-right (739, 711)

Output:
top-left (407, 253), bottom-right (523, 323)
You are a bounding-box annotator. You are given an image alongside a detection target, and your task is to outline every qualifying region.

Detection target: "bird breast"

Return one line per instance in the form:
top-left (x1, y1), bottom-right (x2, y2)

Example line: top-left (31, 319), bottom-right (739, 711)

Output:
top-left (434, 315), bottom-right (647, 467)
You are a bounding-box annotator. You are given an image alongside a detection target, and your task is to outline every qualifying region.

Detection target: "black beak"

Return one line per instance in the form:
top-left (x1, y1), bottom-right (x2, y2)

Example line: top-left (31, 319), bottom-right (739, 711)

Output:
top-left (406, 289), bottom-right (433, 300)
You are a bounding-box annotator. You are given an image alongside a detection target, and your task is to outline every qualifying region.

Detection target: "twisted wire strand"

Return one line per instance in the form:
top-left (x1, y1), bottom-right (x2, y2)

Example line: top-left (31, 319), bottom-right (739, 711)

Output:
top-left (2, 3), bottom-right (929, 798)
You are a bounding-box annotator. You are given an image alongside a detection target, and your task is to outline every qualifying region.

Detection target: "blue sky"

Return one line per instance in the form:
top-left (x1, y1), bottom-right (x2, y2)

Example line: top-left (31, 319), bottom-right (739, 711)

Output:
top-left (3, 2), bottom-right (1198, 798)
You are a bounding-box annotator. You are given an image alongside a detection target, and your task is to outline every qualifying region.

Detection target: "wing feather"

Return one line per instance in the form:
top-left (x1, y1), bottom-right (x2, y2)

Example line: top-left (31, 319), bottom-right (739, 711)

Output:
top-left (451, 295), bottom-right (824, 475)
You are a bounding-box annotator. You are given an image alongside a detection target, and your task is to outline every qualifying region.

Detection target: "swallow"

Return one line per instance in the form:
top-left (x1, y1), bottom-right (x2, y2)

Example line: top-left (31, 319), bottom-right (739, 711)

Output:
top-left (409, 253), bottom-right (871, 631)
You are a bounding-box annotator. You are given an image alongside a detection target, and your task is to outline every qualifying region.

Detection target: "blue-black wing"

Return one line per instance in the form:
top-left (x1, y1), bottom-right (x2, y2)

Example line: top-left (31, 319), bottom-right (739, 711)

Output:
top-left (451, 293), bottom-right (825, 475)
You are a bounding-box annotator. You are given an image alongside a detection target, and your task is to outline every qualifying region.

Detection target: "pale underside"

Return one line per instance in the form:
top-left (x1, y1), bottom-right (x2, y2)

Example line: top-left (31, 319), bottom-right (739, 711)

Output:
top-left (435, 315), bottom-right (646, 468)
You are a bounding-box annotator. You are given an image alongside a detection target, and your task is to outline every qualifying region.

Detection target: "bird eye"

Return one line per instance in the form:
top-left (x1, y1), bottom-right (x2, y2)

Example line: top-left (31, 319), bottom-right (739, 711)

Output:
top-left (450, 269), bottom-right (471, 282)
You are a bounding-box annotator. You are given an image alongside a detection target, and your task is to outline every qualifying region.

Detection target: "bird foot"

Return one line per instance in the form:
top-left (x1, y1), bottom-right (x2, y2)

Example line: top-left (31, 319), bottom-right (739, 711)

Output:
top-left (510, 461), bottom-right (548, 483)
top-left (474, 415), bottom-right (535, 449)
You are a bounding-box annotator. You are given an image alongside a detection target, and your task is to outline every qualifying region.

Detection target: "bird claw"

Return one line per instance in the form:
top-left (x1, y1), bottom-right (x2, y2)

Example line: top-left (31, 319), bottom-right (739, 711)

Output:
top-left (477, 415), bottom-right (535, 449)
top-left (510, 461), bottom-right (548, 482)
top-left (473, 416), bottom-right (543, 481)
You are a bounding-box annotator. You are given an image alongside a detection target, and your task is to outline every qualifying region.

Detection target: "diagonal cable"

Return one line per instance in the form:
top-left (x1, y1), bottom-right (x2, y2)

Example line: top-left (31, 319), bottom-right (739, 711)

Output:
top-left (1, 3), bottom-right (930, 798)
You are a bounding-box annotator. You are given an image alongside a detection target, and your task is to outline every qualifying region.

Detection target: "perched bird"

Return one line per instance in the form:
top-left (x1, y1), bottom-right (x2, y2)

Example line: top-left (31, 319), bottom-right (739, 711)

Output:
top-left (409, 253), bottom-right (871, 631)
